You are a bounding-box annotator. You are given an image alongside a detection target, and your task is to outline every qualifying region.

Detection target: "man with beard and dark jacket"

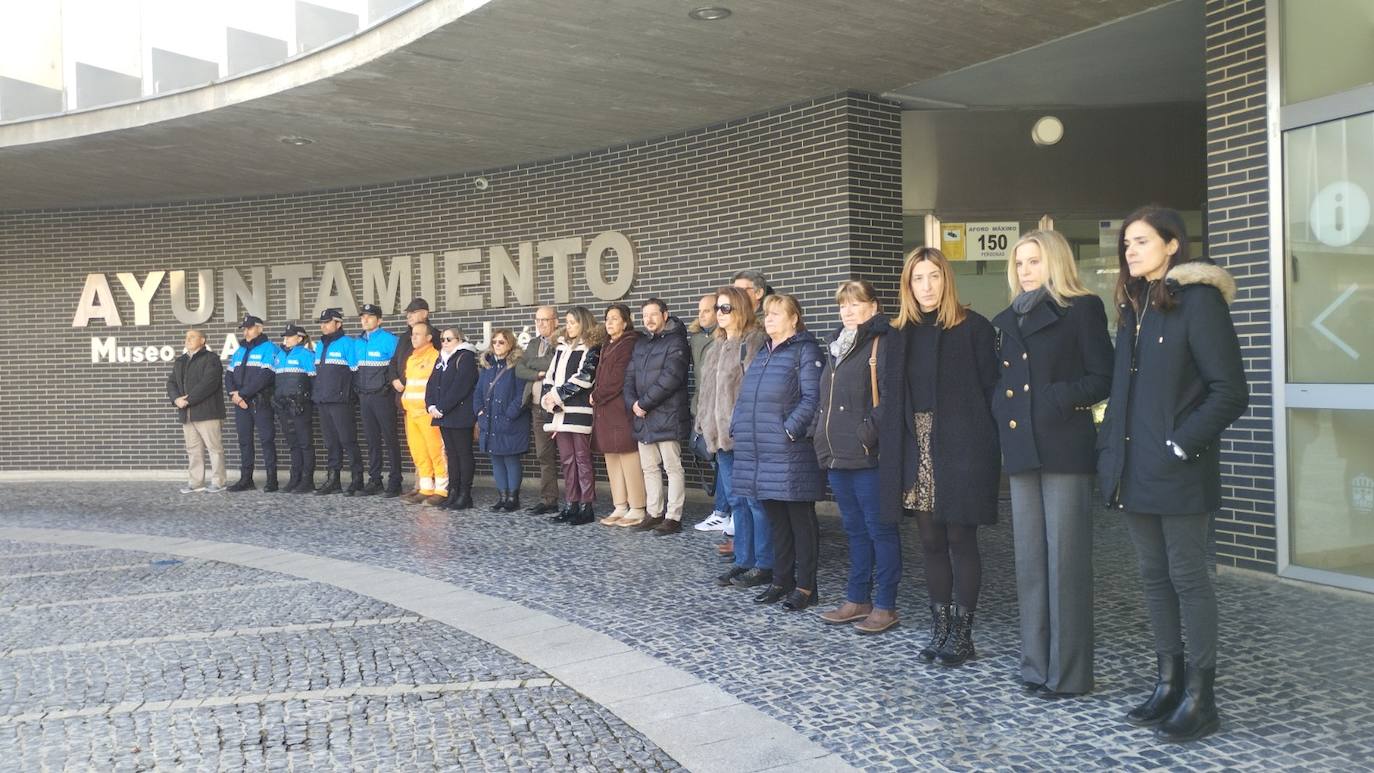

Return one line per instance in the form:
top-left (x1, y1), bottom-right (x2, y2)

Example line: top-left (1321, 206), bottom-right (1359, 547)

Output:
top-left (624, 298), bottom-right (691, 535)
top-left (224, 315), bottom-right (279, 491)
top-left (314, 307), bottom-right (364, 495)
top-left (167, 328), bottom-right (227, 493)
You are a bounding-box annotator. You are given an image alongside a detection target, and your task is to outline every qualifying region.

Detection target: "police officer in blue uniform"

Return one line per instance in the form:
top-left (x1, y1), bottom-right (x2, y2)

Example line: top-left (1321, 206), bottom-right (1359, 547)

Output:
top-left (314, 308), bottom-right (364, 495)
top-left (225, 315), bottom-right (280, 491)
top-left (272, 323), bottom-right (317, 494)
top-left (356, 303), bottom-right (403, 497)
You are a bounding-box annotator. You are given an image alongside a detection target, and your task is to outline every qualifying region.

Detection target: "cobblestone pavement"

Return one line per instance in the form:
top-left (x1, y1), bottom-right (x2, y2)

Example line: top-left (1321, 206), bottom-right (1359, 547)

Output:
top-left (2, 481), bottom-right (1374, 771)
top-left (0, 537), bottom-right (681, 771)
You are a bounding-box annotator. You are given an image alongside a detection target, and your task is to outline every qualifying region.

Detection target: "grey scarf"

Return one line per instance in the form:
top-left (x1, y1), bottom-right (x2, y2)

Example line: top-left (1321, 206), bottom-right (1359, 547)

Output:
top-left (1011, 287), bottom-right (1049, 325)
top-left (829, 327), bottom-right (858, 360)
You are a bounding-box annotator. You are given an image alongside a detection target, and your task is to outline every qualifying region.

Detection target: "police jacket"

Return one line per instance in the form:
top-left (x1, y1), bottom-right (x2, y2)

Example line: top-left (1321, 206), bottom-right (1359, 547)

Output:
top-left (166, 348), bottom-right (225, 424)
top-left (225, 334), bottom-right (278, 402)
top-left (272, 344), bottom-right (316, 410)
top-left (355, 327), bottom-right (398, 394)
top-left (1097, 260), bottom-right (1249, 515)
top-left (314, 330), bottom-right (358, 404)
top-left (991, 293), bottom-right (1113, 476)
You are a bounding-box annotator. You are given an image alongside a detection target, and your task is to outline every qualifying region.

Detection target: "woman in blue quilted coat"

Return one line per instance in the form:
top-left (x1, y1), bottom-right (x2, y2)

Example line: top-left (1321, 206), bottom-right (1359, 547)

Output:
top-left (731, 293), bottom-right (826, 611)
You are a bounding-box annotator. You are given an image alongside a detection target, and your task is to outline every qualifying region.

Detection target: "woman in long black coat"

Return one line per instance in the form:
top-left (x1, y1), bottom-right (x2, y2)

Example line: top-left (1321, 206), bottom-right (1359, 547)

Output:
top-left (1098, 206), bottom-right (1247, 743)
top-left (879, 247), bottom-right (1000, 668)
top-left (426, 327), bottom-right (479, 510)
top-left (991, 229), bottom-right (1113, 699)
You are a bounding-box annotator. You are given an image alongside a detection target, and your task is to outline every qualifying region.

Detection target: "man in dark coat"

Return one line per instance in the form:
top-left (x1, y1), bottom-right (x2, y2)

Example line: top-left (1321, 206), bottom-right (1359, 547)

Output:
top-left (166, 329), bottom-right (226, 493)
top-left (624, 298), bottom-right (691, 535)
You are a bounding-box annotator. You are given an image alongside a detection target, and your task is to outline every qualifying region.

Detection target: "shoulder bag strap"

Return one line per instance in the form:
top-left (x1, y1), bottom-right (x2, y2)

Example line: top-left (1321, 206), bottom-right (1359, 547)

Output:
top-left (868, 336), bottom-right (880, 408)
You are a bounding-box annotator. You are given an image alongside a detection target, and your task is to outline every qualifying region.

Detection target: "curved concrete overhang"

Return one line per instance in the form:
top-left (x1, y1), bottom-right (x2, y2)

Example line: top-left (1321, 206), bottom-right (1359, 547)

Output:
top-left (0, 0), bottom-right (1170, 210)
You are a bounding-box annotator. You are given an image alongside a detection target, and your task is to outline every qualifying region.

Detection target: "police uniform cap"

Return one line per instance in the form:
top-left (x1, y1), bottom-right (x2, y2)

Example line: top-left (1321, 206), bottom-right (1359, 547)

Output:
top-left (359, 303), bottom-right (384, 317)
top-left (317, 308), bottom-right (344, 322)
top-left (239, 314), bottom-right (265, 328)
top-left (404, 298), bottom-right (430, 313)
top-left (281, 323), bottom-right (307, 338)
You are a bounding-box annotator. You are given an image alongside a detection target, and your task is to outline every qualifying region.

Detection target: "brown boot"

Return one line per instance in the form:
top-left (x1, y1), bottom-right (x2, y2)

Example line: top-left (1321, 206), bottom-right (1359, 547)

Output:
top-left (652, 518), bottom-right (682, 536)
top-left (854, 608), bottom-right (900, 635)
top-left (819, 601), bottom-right (873, 625)
top-left (632, 515), bottom-right (665, 532)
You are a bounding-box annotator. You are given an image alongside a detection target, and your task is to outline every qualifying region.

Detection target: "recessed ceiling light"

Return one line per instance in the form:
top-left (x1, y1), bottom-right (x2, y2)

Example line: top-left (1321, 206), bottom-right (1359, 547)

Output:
top-left (1031, 116), bottom-right (1063, 147)
top-left (688, 7), bottom-right (731, 21)
top-left (280, 136), bottom-right (315, 146)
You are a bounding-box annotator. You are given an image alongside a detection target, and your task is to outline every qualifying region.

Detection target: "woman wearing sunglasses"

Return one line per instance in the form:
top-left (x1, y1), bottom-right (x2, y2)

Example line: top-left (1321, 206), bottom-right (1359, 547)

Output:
top-left (697, 286), bottom-right (770, 587)
top-left (425, 327), bottom-right (479, 509)
top-left (475, 328), bottom-right (530, 511)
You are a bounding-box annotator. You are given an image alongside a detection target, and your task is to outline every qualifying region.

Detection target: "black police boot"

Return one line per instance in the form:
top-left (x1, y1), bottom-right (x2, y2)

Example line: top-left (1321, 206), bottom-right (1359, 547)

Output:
top-left (343, 475), bottom-right (364, 497)
top-left (383, 481), bottom-right (402, 498)
top-left (918, 604), bottom-right (952, 663)
top-left (1156, 666), bottom-right (1219, 742)
top-left (292, 471), bottom-right (315, 494)
top-left (281, 472), bottom-right (300, 493)
top-left (263, 471), bottom-right (279, 493)
top-left (314, 471), bottom-right (341, 495)
top-left (1126, 653), bottom-right (1186, 726)
top-left (361, 479), bottom-right (383, 496)
top-left (227, 476), bottom-right (255, 492)
top-left (935, 606), bottom-right (976, 667)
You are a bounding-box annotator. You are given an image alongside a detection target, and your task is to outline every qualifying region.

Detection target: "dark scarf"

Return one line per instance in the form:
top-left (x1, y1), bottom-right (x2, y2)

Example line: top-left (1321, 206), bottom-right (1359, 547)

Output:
top-left (1011, 286), bottom-right (1050, 325)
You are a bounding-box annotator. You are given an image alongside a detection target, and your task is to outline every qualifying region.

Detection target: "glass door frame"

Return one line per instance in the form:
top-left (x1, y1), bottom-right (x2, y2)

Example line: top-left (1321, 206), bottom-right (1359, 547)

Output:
top-left (1268, 0), bottom-right (1374, 593)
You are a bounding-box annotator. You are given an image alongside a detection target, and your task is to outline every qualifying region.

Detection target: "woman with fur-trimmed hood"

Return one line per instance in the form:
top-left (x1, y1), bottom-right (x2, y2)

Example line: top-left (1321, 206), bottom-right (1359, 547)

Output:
top-left (1098, 206), bottom-right (1248, 744)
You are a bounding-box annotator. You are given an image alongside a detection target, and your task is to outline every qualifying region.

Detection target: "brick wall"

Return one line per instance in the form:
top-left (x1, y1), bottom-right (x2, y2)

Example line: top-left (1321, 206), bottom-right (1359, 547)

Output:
top-left (0, 92), bottom-right (905, 489)
top-left (1204, 0), bottom-right (1276, 571)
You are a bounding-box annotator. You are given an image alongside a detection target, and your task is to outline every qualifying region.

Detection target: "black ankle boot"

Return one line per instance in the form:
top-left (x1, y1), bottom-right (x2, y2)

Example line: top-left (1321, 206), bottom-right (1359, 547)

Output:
top-left (227, 476), bottom-right (255, 492)
top-left (936, 606), bottom-right (976, 667)
top-left (314, 471), bottom-right (340, 495)
top-left (281, 473), bottom-right (301, 493)
top-left (504, 490), bottom-right (520, 512)
top-left (1125, 653), bottom-right (1186, 726)
top-left (549, 503), bottom-right (574, 523)
top-left (343, 476), bottom-right (364, 497)
top-left (493, 490), bottom-right (509, 510)
top-left (1155, 666), bottom-right (1218, 742)
top-left (453, 490), bottom-right (474, 510)
top-left (263, 472), bottom-right (279, 493)
top-left (918, 604), bottom-right (952, 663)
top-left (568, 502), bottom-right (594, 525)
top-left (293, 472), bottom-right (315, 494)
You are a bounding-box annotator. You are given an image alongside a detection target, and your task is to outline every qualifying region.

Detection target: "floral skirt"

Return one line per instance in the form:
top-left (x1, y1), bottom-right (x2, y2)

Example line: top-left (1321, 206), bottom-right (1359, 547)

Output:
top-left (902, 412), bottom-right (935, 512)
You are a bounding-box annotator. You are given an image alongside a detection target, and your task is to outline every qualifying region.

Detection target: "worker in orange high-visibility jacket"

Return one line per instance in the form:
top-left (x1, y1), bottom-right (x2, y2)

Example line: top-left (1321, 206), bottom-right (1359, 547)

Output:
top-left (401, 323), bottom-right (447, 504)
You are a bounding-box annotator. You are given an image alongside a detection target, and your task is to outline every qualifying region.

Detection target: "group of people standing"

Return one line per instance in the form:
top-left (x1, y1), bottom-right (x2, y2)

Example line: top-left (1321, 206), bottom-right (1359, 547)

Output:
top-left (165, 205), bottom-right (1247, 743)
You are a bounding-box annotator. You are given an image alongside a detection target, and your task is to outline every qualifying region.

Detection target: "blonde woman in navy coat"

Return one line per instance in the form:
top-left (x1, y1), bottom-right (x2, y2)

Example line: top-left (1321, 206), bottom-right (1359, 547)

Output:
top-left (991, 230), bottom-right (1113, 699)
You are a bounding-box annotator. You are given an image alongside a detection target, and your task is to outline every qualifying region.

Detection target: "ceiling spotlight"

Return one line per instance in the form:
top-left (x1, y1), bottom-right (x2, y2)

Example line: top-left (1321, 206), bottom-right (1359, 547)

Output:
top-left (280, 136), bottom-right (315, 146)
top-left (688, 6), bottom-right (731, 20)
top-left (1031, 116), bottom-right (1063, 147)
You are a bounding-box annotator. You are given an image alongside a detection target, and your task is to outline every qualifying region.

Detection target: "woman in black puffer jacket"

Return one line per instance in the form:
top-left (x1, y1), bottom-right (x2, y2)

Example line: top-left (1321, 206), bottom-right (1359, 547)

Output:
top-left (731, 293), bottom-right (825, 612)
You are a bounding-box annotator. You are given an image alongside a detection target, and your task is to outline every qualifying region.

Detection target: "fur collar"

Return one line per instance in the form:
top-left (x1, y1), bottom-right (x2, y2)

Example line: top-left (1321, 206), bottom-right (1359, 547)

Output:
top-left (1167, 260), bottom-right (1237, 305)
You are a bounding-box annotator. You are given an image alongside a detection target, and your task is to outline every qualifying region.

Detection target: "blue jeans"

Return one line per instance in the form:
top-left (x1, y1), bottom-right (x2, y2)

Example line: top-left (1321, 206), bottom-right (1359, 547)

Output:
top-left (713, 455), bottom-right (729, 513)
top-left (830, 467), bottom-right (901, 609)
top-left (489, 453), bottom-right (523, 492)
top-left (719, 450), bottom-right (772, 570)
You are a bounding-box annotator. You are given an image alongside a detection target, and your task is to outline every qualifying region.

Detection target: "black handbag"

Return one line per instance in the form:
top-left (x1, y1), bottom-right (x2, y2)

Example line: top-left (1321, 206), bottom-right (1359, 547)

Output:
top-left (690, 431), bottom-right (713, 462)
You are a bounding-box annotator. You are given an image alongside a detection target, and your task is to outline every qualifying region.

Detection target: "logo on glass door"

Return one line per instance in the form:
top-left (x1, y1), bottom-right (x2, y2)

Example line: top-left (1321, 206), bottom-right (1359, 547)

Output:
top-left (1309, 181), bottom-right (1370, 248)
top-left (1352, 474), bottom-right (1374, 515)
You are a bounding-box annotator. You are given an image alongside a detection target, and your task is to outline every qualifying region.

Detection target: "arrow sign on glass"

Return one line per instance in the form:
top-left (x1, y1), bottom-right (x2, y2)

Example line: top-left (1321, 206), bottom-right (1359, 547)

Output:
top-left (1312, 283), bottom-right (1360, 360)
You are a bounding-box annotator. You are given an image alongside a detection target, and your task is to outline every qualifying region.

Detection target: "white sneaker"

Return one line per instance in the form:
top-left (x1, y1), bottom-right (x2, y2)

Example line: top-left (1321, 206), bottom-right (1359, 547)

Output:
top-left (204, 484), bottom-right (225, 493)
top-left (722, 514), bottom-right (735, 537)
top-left (179, 485), bottom-right (205, 494)
top-left (694, 511), bottom-right (729, 531)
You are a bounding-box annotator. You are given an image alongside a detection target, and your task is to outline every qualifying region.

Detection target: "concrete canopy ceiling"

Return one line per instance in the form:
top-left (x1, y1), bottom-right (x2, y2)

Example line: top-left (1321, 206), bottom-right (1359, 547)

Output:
top-left (0, 0), bottom-right (1172, 210)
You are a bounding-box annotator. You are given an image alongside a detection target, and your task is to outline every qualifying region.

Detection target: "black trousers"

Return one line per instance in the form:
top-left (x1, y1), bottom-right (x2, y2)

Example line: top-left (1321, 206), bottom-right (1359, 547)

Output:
top-left (762, 499), bottom-right (819, 592)
top-left (274, 403), bottom-right (316, 481)
top-left (233, 400), bottom-right (277, 477)
top-left (440, 426), bottom-right (476, 498)
top-left (360, 391), bottom-right (402, 488)
top-left (317, 402), bottom-right (362, 477)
